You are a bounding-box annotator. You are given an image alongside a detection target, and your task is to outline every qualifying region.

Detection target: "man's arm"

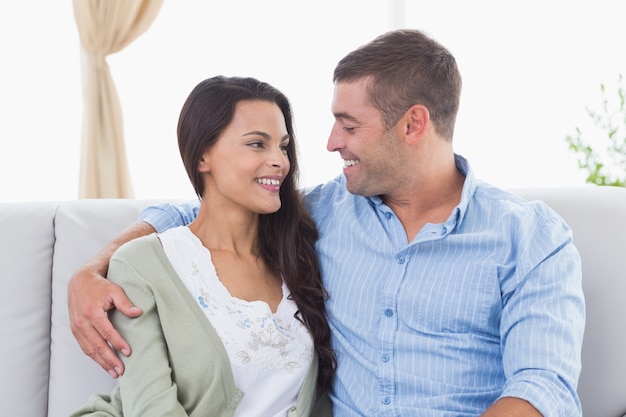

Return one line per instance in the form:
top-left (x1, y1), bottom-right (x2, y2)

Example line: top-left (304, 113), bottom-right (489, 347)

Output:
top-left (481, 397), bottom-right (543, 417)
top-left (67, 221), bottom-right (155, 378)
top-left (493, 205), bottom-right (584, 416)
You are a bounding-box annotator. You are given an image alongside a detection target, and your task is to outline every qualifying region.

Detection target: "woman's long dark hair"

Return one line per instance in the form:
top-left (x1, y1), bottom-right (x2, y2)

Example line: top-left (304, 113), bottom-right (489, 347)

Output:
top-left (177, 76), bottom-right (336, 394)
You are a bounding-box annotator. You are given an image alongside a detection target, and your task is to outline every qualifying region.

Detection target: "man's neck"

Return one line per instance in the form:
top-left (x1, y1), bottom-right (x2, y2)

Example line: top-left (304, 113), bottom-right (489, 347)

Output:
top-left (383, 159), bottom-right (465, 242)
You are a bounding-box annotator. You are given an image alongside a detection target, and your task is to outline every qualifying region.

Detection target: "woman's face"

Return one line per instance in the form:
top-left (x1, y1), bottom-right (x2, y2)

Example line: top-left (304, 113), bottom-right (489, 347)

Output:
top-left (199, 100), bottom-right (290, 215)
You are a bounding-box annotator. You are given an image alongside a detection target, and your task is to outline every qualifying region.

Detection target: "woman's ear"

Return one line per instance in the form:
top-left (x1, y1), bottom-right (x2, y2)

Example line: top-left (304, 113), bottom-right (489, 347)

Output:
top-left (402, 104), bottom-right (429, 145)
top-left (197, 153), bottom-right (211, 173)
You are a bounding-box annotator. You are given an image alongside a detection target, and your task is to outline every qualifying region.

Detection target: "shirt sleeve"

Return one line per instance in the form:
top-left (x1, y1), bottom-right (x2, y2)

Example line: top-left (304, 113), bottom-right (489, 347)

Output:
top-left (139, 202), bottom-right (200, 233)
top-left (108, 249), bottom-right (190, 416)
top-left (498, 203), bottom-right (585, 417)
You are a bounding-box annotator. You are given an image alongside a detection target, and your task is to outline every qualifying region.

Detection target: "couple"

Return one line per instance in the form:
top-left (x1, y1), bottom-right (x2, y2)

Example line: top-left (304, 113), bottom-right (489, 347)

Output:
top-left (69, 29), bottom-right (585, 417)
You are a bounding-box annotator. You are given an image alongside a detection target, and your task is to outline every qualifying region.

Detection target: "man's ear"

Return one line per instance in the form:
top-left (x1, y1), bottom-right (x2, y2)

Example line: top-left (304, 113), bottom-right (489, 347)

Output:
top-left (401, 104), bottom-right (429, 145)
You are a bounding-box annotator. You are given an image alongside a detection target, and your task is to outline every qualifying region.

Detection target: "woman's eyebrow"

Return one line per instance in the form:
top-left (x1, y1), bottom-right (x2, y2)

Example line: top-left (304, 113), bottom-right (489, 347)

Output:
top-left (242, 131), bottom-right (270, 139)
top-left (242, 131), bottom-right (290, 141)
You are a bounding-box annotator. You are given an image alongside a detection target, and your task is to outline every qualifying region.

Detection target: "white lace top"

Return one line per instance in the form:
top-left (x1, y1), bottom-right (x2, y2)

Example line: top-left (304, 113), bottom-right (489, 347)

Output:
top-left (158, 226), bottom-right (313, 417)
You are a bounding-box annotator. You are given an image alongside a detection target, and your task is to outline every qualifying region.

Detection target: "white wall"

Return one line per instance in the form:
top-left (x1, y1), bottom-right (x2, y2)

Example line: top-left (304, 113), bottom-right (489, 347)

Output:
top-left (1, 1), bottom-right (624, 202)
top-left (404, 1), bottom-right (625, 189)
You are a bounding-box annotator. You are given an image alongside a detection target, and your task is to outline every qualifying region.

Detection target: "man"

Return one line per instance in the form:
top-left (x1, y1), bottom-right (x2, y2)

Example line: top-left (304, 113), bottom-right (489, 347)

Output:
top-left (69, 29), bottom-right (584, 416)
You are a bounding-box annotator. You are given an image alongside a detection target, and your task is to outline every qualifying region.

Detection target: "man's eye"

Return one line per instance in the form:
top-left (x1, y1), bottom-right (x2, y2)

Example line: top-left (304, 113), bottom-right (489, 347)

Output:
top-left (343, 126), bottom-right (356, 133)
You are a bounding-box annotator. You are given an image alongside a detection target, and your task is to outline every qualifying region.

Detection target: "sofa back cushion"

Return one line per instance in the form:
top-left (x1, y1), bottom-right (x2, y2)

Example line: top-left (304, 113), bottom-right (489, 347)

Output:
top-left (0, 202), bottom-right (58, 417)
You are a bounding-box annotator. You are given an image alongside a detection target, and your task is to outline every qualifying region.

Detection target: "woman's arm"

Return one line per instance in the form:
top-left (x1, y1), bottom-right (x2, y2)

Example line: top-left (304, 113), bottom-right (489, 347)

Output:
top-left (108, 246), bottom-right (189, 416)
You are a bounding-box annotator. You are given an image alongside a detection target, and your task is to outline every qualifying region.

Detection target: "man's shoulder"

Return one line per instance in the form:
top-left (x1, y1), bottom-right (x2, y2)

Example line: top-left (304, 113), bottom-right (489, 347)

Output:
top-left (303, 175), bottom-right (375, 227)
top-left (304, 175), bottom-right (346, 198)
top-left (303, 175), bottom-right (359, 208)
top-left (471, 180), bottom-right (569, 230)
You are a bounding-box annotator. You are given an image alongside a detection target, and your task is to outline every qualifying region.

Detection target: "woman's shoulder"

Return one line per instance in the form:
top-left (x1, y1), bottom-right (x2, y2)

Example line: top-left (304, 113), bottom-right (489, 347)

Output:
top-left (112, 232), bottom-right (162, 261)
top-left (109, 233), bottom-right (175, 285)
top-left (113, 225), bottom-right (193, 260)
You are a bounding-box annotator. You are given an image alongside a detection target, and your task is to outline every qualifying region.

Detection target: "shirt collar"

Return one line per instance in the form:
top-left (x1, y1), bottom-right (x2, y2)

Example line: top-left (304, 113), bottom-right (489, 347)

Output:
top-left (452, 153), bottom-right (475, 229)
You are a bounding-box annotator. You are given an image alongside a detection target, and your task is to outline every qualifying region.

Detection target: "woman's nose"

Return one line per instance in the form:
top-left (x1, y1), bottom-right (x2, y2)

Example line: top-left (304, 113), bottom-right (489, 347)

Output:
top-left (269, 146), bottom-right (288, 168)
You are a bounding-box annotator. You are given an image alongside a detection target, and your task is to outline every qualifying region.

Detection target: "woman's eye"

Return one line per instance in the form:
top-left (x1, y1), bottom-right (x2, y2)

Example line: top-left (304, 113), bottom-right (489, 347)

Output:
top-left (249, 142), bottom-right (264, 148)
top-left (280, 144), bottom-right (289, 152)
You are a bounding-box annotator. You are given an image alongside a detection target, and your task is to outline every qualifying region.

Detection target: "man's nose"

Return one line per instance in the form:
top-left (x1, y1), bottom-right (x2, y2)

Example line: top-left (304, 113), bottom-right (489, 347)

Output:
top-left (327, 122), bottom-right (344, 152)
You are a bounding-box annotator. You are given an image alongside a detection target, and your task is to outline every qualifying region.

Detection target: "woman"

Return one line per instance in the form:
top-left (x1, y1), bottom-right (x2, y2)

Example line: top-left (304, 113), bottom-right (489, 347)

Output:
top-left (71, 76), bottom-right (335, 417)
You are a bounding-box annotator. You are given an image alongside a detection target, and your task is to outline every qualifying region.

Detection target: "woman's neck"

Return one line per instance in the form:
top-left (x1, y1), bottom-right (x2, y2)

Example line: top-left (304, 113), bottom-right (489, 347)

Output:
top-left (188, 200), bottom-right (259, 256)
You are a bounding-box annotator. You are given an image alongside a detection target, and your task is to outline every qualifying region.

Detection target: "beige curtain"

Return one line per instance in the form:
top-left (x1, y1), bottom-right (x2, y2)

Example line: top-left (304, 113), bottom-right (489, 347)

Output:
top-left (73, 0), bottom-right (163, 198)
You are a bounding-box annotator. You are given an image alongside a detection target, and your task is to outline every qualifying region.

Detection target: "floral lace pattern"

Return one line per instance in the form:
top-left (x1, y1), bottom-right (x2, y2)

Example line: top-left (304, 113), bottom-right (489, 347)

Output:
top-left (191, 263), bottom-right (312, 373)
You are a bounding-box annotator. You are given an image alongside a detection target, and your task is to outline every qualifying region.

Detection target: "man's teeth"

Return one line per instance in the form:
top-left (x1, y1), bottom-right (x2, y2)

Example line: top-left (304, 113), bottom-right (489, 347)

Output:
top-left (344, 159), bottom-right (360, 167)
top-left (255, 178), bottom-right (280, 186)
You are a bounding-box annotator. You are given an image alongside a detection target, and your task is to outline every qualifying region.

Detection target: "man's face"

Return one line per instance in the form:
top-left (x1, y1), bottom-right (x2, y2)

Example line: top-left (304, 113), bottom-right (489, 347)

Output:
top-left (327, 79), bottom-right (406, 197)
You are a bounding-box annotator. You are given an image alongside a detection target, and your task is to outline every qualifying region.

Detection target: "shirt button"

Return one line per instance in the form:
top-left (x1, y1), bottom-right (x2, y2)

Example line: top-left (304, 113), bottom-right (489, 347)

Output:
top-left (385, 212), bottom-right (392, 219)
top-left (382, 397), bottom-right (391, 405)
top-left (384, 309), bottom-right (393, 317)
top-left (396, 257), bottom-right (405, 264)
top-left (381, 354), bottom-right (389, 362)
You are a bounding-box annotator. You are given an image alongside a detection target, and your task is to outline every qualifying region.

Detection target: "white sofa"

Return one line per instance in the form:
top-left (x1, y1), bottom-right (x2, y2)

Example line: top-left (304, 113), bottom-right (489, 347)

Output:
top-left (1, 188), bottom-right (625, 417)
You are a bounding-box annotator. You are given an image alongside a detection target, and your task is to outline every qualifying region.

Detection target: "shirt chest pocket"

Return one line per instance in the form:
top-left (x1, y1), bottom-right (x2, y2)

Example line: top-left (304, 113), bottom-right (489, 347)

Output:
top-left (398, 261), bottom-right (502, 335)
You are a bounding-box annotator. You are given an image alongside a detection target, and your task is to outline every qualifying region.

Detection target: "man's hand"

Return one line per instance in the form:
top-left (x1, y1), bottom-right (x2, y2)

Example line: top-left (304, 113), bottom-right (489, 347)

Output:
top-left (67, 221), bottom-right (155, 377)
top-left (68, 265), bottom-right (142, 378)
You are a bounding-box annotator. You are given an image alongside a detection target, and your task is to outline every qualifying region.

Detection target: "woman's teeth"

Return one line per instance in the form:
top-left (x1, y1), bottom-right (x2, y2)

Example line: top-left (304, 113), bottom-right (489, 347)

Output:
top-left (255, 178), bottom-right (280, 186)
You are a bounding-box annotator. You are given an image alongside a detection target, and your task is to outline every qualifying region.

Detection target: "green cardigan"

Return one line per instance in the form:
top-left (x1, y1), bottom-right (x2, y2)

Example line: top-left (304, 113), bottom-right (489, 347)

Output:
top-left (70, 234), bottom-right (331, 417)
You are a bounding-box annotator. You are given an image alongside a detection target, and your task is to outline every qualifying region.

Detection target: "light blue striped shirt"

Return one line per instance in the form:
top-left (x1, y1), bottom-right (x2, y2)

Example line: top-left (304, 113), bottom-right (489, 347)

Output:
top-left (140, 155), bottom-right (584, 417)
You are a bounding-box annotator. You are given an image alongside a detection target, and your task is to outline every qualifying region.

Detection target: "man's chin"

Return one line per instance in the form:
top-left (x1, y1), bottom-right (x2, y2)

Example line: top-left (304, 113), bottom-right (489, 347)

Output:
top-left (345, 181), bottom-right (375, 197)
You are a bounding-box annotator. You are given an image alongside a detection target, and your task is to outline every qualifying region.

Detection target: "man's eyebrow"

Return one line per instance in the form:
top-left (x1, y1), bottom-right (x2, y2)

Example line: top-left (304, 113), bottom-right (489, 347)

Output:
top-left (333, 112), bottom-right (359, 123)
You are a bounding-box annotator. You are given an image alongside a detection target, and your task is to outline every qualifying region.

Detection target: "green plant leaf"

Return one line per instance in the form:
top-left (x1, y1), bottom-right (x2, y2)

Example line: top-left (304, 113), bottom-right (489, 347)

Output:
top-left (565, 74), bottom-right (626, 187)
